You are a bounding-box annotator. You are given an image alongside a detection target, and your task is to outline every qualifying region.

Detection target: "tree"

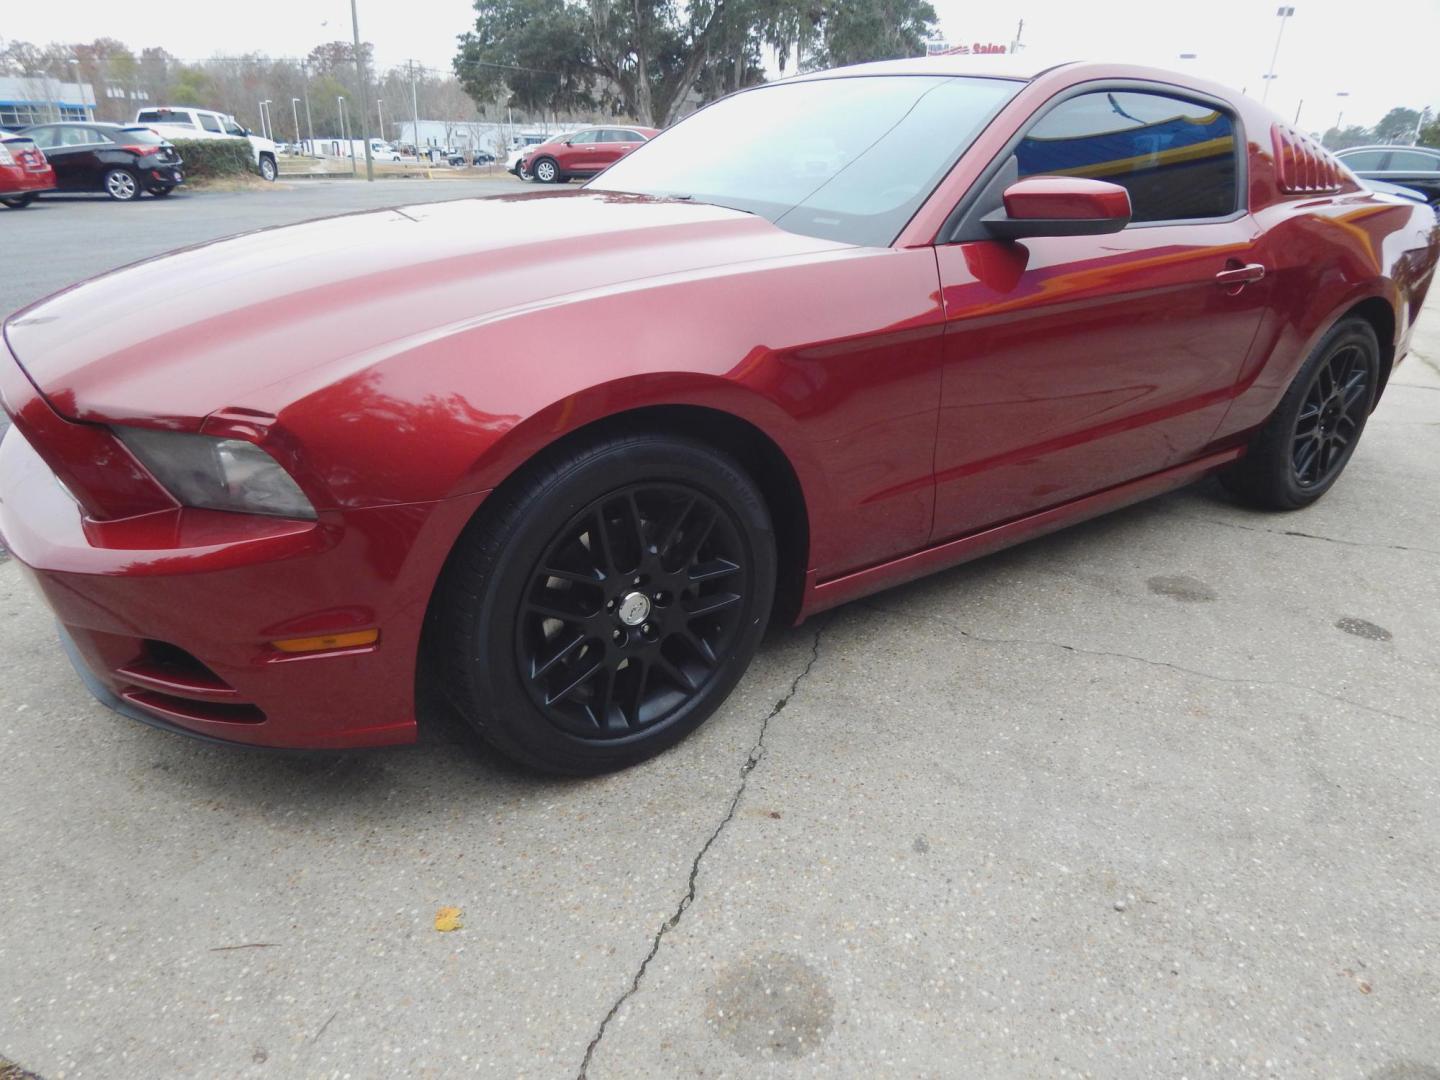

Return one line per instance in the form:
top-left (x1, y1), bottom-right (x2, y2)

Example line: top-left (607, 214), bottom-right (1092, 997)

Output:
top-left (456, 0), bottom-right (787, 126)
top-left (455, 0), bottom-right (595, 118)
top-left (1419, 116), bottom-right (1440, 150)
top-left (1321, 124), bottom-right (1374, 151)
top-left (1373, 106), bottom-right (1420, 144)
top-left (805, 0), bottom-right (936, 70)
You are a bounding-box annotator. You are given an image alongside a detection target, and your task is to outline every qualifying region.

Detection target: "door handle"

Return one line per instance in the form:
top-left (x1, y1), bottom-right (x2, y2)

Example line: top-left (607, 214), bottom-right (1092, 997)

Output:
top-left (1215, 262), bottom-right (1266, 286)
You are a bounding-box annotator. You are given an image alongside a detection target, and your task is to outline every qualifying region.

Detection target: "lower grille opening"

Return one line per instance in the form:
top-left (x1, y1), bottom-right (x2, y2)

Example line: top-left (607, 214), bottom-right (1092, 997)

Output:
top-left (115, 640), bottom-right (238, 701)
top-left (122, 689), bottom-right (266, 726)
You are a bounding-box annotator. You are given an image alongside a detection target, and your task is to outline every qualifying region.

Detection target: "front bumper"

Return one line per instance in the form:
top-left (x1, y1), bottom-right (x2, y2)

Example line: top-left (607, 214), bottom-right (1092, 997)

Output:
top-left (0, 412), bottom-right (486, 751)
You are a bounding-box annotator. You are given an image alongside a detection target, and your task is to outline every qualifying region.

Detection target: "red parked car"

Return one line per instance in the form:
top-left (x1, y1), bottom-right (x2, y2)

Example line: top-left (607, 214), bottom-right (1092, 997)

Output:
top-left (0, 131), bottom-right (55, 208)
top-left (522, 125), bottom-right (659, 183)
top-left (2, 57), bottom-right (1436, 773)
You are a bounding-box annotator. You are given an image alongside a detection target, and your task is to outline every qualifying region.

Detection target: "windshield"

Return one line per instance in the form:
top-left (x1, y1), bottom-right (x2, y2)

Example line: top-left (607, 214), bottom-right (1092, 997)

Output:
top-left (136, 110), bottom-right (193, 126)
top-left (589, 75), bottom-right (1019, 246)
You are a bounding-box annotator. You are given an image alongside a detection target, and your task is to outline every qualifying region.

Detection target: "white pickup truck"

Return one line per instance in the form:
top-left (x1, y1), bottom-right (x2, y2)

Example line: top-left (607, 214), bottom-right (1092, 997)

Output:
top-left (133, 107), bottom-right (280, 181)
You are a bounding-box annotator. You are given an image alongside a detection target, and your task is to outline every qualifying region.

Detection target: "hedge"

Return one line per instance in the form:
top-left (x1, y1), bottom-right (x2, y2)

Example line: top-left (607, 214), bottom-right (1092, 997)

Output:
top-left (166, 139), bottom-right (256, 179)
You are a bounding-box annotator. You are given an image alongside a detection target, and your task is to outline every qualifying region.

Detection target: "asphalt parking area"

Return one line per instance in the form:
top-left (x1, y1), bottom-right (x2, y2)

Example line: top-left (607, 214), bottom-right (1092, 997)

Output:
top-left (1, 192), bottom-right (1438, 1077)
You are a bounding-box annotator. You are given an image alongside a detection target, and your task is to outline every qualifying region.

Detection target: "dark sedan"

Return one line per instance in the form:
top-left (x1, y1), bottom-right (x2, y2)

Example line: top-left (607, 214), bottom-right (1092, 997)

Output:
top-left (19, 123), bottom-right (183, 201)
top-left (1337, 145), bottom-right (1440, 204)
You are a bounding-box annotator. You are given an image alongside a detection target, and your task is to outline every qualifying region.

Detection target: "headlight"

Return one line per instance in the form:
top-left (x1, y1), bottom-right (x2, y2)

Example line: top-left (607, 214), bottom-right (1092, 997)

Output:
top-left (115, 427), bottom-right (316, 520)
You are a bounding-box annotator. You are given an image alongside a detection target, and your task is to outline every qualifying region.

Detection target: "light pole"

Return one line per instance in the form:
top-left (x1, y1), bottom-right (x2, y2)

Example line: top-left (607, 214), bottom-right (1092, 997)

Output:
top-left (377, 98), bottom-right (385, 142)
top-left (301, 61), bottom-right (315, 156)
top-left (1262, 6), bottom-right (1295, 105)
top-left (350, 0), bottom-right (374, 181)
top-left (262, 100), bottom-right (273, 141)
top-left (339, 95), bottom-right (355, 175)
top-left (291, 98), bottom-right (301, 148)
top-left (1333, 91), bottom-right (1349, 134)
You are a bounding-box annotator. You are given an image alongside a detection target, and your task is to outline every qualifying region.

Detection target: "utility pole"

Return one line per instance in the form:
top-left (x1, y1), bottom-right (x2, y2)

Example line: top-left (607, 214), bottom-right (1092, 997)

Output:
top-left (1262, 6), bottom-right (1295, 105)
top-left (291, 97), bottom-right (301, 146)
top-left (408, 60), bottom-right (421, 154)
top-left (1010, 19), bottom-right (1025, 53)
top-left (1294, 98), bottom-right (1303, 126)
top-left (1333, 91), bottom-right (1349, 134)
top-left (350, 0), bottom-right (374, 181)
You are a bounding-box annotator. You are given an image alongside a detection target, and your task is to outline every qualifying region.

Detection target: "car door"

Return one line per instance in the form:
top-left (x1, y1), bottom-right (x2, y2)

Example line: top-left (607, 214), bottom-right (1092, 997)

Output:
top-left (930, 88), bottom-right (1270, 542)
top-left (558, 130), bottom-right (601, 173)
top-left (26, 126), bottom-right (92, 190)
top-left (591, 130), bottom-right (634, 170)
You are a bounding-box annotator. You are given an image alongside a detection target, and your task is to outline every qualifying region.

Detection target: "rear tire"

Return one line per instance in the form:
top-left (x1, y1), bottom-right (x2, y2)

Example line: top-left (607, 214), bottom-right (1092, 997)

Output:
top-left (103, 168), bottom-right (141, 201)
top-left (1, 193), bottom-right (37, 208)
top-left (1220, 317), bottom-right (1379, 510)
top-left (532, 156), bottom-right (560, 183)
top-left (433, 434), bottom-right (776, 775)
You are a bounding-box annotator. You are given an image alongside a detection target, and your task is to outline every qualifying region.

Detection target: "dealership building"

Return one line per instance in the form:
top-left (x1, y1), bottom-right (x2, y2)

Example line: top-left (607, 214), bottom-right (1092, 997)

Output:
top-left (0, 76), bottom-right (97, 129)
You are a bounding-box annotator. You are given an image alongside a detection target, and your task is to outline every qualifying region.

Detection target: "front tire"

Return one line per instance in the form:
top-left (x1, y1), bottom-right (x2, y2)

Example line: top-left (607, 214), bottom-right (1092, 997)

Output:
top-left (434, 434), bottom-right (776, 775)
top-left (1, 193), bottom-right (38, 208)
top-left (1221, 317), bottom-right (1380, 510)
top-left (258, 154), bottom-right (277, 181)
top-left (532, 156), bottom-right (560, 183)
top-left (103, 168), bottom-right (140, 201)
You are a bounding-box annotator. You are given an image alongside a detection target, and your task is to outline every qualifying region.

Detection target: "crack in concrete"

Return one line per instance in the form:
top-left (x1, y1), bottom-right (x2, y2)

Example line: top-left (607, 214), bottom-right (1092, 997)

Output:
top-left (861, 601), bottom-right (1431, 734)
top-left (1175, 513), bottom-right (1440, 557)
top-left (574, 624), bottom-right (826, 1080)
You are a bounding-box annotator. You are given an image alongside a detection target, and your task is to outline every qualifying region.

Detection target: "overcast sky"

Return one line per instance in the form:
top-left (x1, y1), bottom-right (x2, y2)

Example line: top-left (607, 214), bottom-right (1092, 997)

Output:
top-left (4, 0), bottom-right (1435, 130)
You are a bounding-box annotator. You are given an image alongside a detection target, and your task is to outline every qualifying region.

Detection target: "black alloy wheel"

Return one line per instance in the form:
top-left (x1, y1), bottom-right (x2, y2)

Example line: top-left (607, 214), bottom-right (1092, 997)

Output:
top-left (434, 434), bottom-right (776, 774)
top-left (517, 481), bottom-right (749, 738)
top-left (1291, 342), bottom-right (1370, 488)
top-left (1220, 317), bottom-right (1379, 510)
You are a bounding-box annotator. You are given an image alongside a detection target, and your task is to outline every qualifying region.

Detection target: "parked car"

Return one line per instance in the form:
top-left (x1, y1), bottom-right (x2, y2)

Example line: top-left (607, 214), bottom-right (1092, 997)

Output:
top-left (368, 139), bottom-right (403, 162)
top-left (19, 123), bottom-right (182, 200)
top-left (2, 57), bottom-right (1436, 773)
top-left (507, 131), bottom-right (558, 176)
top-left (1336, 145), bottom-right (1440, 204)
top-left (472, 150), bottom-right (496, 166)
top-left (0, 130), bottom-right (55, 208)
top-left (522, 125), bottom-right (659, 183)
top-left (134, 107), bottom-right (278, 181)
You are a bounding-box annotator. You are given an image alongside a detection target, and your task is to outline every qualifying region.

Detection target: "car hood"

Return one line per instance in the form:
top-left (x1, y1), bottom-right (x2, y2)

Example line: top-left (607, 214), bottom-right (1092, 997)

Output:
top-left (3, 191), bottom-right (845, 426)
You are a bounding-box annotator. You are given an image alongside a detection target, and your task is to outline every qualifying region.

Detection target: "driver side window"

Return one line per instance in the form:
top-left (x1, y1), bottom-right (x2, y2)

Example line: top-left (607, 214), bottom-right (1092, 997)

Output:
top-left (1017, 90), bottom-right (1239, 223)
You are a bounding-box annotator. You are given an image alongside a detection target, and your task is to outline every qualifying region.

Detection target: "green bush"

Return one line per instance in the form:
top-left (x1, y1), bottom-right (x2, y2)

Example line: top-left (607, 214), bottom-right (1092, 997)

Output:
top-left (167, 139), bottom-right (255, 179)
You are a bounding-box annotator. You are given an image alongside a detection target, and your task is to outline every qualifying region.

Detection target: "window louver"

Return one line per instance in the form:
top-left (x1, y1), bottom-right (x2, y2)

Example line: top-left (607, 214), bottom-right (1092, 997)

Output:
top-left (1272, 123), bottom-right (1344, 194)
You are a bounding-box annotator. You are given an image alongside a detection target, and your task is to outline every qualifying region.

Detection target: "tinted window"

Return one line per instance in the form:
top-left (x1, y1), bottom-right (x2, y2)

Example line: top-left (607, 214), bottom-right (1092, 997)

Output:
top-left (137, 110), bottom-right (194, 127)
top-left (623, 130), bottom-right (647, 142)
top-left (199, 113), bottom-right (224, 133)
top-left (592, 75), bottom-right (1020, 246)
top-left (1339, 150), bottom-right (1388, 170)
top-left (1016, 91), bottom-right (1238, 222)
top-left (26, 127), bottom-right (58, 149)
top-left (59, 127), bottom-right (101, 146)
top-left (1385, 150), bottom-right (1440, 173)
top-left (570, 130), bottom-right (600, 144)
top-left (224, 119), bottom-right (246, 136)
top-left (598, 130), bottom-right (627, 143)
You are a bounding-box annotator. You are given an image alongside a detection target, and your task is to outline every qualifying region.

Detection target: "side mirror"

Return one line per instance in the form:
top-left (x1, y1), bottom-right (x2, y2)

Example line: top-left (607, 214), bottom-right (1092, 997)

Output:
top-left (982, 177), bottom-right (1132, 240)
top-left (564, 140), bottom-right (574, 146)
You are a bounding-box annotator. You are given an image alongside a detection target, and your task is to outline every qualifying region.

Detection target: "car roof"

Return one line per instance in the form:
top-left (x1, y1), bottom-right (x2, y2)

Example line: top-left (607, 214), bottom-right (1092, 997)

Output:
top-left (26, 120), bottom-right (123, 128)
top-left (790, 52), bottom-right (1081, 83)
top-left (1337, 145), bottom-right (1440, 156)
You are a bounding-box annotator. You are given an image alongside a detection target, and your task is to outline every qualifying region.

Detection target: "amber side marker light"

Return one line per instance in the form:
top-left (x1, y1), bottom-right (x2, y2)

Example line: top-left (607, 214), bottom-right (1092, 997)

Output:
top-left (270, 629), bottom-right (379, 654)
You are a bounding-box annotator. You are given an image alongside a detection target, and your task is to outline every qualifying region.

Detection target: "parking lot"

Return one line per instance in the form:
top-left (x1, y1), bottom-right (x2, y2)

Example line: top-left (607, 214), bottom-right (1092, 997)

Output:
top-left (2, 184), bottom-right (1439, 1079)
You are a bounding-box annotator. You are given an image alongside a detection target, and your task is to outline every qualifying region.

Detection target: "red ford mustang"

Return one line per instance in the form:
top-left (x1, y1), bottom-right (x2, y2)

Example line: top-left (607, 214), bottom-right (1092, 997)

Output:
top-left (2, 57), bottom-right (1436, 773)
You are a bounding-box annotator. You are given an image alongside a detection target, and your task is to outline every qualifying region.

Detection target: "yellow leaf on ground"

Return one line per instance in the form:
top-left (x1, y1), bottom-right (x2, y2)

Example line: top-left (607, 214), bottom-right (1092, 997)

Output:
top-left (434, 906), bottom-right (463, 932)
